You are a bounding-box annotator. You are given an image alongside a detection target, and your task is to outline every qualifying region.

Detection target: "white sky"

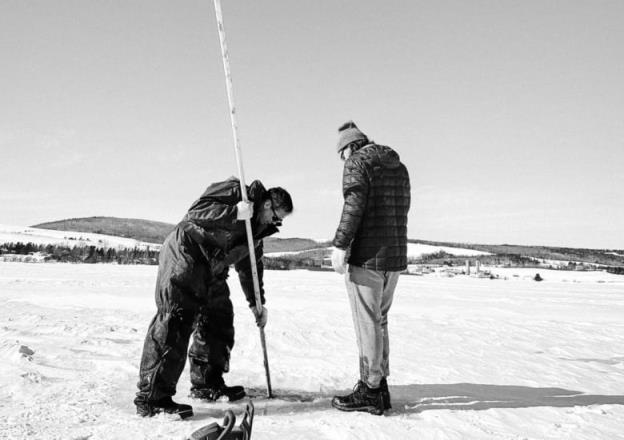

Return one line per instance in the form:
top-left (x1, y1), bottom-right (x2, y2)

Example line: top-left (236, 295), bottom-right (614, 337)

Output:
top-left (1, 1), bottom-right (623, 249)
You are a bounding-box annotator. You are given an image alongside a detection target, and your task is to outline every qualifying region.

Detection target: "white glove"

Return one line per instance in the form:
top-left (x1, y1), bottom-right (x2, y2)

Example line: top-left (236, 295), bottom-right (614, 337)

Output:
top-left (331, 247), bottom-right (347, 274)
top-left (236, 201), bottom-right (253, 221)
top-left (251, 305), bottom-right (268, 328)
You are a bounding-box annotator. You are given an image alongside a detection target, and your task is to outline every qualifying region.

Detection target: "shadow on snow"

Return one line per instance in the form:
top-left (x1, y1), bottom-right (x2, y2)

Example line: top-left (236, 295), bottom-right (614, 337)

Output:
top-left (391, 383), bottom-right (624, 414)
top-left (190, 383), bottom-right (624, 419)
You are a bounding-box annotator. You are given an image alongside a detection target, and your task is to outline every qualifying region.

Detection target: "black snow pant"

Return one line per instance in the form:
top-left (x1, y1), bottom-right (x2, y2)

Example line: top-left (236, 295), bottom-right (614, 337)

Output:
top-left (135, 226), bottom-right (235, 403)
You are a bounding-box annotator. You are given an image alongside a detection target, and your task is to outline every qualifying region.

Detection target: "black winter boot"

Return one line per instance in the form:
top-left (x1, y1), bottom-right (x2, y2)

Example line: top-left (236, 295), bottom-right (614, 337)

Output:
top-left (135, 396), bottom-right (193, 419)
top-left (331, 381), bottom-right (384, 415)
top-left (190, 376), bottom-right (246, 402)
top-left (380, 377), bottom-right (392, 409)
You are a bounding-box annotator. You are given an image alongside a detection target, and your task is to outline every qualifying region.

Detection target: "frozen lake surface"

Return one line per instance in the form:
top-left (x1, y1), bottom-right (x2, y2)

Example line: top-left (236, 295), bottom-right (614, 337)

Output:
top-left (1, 262), bottom-right (623, 439)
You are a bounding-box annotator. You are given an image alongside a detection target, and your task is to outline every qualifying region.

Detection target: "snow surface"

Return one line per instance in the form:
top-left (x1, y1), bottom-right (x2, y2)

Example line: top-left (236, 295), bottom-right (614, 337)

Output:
top-left (0, 224), bottom-right (161, 251)
top-left (606, 252), bottom-right (624, 257)
top-left (1, 263), bottom-right (623, 439)
top-left (266, 243), bottom-right (490, 259)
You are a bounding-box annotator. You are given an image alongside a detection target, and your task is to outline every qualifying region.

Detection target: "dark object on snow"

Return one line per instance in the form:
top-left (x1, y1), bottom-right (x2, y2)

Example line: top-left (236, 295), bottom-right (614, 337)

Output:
top-left (534, 273), bottom-right (543, 281)
top-left (189, 409), bottom-right (235, 440)
top-left (189, 377), bottom-right (246, 402)
top-left (135, 396), bottom-right (193, 419)
top-left (189, 401), bottom-right (254, 440)
top-left (331, 381), bottom-right (385, 416)
top-left (18, 345), bottom-right (35, 357)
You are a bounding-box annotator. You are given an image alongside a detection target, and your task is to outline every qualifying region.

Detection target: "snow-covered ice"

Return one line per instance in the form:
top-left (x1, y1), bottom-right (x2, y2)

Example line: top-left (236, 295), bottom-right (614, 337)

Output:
top-left (1, 262), bottom-right (623, 439)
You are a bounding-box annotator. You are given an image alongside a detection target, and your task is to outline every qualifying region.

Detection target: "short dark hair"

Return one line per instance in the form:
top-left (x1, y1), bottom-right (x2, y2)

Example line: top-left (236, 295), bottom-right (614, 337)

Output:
top-left (267, 187), bottom-right (293, 213)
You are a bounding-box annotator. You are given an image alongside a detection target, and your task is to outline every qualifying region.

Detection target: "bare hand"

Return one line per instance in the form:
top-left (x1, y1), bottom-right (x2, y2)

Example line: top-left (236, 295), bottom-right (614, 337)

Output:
top-left (331, 247), bottom-right (347, 274)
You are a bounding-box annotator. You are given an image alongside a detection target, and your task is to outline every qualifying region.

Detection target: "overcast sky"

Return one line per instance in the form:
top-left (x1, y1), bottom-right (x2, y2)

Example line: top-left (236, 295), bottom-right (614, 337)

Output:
top-left (1, 0), bottom-right (623, 249)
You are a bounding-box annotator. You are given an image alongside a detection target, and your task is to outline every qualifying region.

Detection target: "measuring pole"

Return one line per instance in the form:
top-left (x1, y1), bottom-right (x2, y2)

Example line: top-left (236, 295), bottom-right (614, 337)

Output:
top-left (213, 0), bottom-right (273, 398)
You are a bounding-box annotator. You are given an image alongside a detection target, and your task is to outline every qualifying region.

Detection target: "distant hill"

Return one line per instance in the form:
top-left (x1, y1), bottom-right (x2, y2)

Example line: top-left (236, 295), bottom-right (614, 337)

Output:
top-left (408, 239), bottom-right (624, 267)
top-left (33, 217), bottom-right (175, 244)
top-left (32, 217), bottom-right (329, 253)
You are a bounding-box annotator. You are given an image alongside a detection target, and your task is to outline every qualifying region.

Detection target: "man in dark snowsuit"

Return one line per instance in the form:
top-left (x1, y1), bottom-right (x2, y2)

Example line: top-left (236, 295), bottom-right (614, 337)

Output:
top-left (329, 121), bottom-right (410, 416)
top-left (134, 177), bottom-right (293, 418)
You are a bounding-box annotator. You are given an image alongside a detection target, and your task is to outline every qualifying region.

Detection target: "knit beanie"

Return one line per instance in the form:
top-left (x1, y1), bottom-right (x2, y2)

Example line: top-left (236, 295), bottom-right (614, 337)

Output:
top-left (336, 121), bottom-right (368, 153)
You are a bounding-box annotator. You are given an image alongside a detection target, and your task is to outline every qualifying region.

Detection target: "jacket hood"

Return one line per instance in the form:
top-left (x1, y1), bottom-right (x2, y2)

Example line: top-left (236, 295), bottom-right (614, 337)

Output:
top-left (247, 179), bottom-right (267, 203)
top-left (354, 144), bottom-right (402, 169)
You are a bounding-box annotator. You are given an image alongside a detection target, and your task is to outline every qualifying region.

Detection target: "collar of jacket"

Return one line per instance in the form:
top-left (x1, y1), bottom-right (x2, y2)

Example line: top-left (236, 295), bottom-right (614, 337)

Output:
top-left (253, 222), bottom-right (279, 240)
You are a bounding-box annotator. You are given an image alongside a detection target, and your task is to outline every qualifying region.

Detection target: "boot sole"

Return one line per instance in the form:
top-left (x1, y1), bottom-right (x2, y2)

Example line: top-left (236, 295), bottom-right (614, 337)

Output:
top-left (176, 408), bottom-right (194, 419)
top-left (189, 388), bottom-right (246, 402)
top-left (137, 407), bottom-right (194, 420)
top-left (331, 401), bottom-right (384, 416)
top-left (228, 389), bottom-right (246, 402)
top-left (190, 391), bottom-right (246, 402)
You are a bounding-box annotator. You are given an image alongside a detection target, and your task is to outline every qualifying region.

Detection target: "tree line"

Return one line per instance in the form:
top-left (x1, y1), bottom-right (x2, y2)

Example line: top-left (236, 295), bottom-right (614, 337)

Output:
top-left (0, 242), bottom-right (158, 265)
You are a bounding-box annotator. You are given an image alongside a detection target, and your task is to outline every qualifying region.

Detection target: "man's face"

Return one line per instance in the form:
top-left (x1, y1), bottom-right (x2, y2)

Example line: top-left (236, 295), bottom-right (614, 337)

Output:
top-left (258, 199), bottom-right (290, 226)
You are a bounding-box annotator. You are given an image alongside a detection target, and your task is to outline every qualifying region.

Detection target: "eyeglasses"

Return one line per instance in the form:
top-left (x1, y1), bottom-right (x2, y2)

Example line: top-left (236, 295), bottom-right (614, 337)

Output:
top-left (270, 204), bottom-right (283, 226)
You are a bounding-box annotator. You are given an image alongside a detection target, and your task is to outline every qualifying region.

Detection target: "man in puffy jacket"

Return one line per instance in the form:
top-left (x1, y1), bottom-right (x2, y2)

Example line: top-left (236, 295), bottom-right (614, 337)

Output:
top-left (330, 121), bottom-right (410, 415)
top-left (134, 177), bottom-right (293, 419)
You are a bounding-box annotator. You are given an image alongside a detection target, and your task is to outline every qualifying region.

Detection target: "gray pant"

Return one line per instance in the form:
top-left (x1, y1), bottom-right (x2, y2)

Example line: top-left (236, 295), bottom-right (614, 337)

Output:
top-left (345, 265), bottom-right (400, 389)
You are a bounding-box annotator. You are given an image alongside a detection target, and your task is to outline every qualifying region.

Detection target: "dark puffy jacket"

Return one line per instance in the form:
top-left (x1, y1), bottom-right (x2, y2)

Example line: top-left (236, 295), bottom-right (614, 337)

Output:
top-left (178, 177), bottom-right (279, 306)
top-left (333, 144), bottom-right (410, 271)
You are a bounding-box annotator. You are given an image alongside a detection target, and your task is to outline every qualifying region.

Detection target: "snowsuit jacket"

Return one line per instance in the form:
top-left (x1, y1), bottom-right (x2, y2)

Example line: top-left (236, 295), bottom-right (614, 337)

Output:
top-left (178, 177), bottom-right (279, 307)
top-left (333, 143), bottom-right (411, 272)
